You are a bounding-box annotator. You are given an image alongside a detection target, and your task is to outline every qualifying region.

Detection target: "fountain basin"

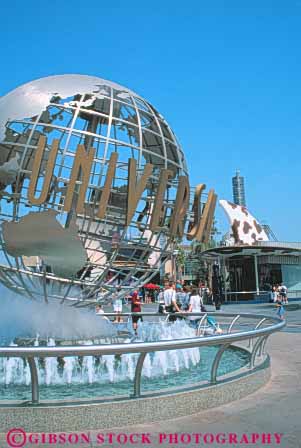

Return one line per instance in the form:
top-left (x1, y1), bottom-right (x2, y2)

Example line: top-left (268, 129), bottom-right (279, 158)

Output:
top-left (0, 345), bottom-right (249, 401)
top-left (0, 348), bottom-right (270, 432)
top-left (0, 312), bottom-right (284, 431)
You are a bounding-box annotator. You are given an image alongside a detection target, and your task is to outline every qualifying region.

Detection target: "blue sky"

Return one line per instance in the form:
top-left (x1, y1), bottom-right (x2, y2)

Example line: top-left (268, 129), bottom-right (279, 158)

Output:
top-left (1, 0), bottom-right (300, 241)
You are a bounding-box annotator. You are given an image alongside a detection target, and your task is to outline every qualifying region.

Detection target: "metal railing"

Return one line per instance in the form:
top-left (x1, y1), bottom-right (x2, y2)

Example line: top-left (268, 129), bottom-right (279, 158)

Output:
top-left (224, 291), bottom-right (270, 302)
top-left (287, 290), bottom-right (301, 299)
top-left (224, 290), bottom-right (301, 302)
top-left (0, 312), bottom-right (285, 405)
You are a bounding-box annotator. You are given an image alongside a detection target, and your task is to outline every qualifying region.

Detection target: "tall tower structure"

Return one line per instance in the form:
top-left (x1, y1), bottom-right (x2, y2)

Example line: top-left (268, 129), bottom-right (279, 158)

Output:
top-left (232, 170), bottom-right (246, 206)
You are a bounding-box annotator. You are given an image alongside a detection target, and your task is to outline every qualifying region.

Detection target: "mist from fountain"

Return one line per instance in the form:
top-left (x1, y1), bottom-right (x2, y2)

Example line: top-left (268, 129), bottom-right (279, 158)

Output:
top-left (0, 287), bottom-right (116, 343)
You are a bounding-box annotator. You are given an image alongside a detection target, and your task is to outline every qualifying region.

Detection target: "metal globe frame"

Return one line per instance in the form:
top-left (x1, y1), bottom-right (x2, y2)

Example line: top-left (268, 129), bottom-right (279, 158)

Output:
top-left (0, 75), bottom-right (188, 306)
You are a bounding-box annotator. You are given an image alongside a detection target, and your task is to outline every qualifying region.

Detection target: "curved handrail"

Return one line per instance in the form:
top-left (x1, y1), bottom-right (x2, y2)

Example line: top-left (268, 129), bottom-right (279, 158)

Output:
top-left (0, 313), bottom-right (284, 357)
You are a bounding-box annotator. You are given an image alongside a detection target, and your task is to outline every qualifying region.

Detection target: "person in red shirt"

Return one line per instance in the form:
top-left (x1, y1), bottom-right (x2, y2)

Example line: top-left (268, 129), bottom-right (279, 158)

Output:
top-left (131, 291), bottom-right (143, 334)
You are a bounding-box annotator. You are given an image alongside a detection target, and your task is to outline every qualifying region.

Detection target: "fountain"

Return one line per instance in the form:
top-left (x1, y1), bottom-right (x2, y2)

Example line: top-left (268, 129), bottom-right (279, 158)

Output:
top-left (0, 316), bottom-right (249, 401)
top-left (0, 290), bottom-right (250, 402)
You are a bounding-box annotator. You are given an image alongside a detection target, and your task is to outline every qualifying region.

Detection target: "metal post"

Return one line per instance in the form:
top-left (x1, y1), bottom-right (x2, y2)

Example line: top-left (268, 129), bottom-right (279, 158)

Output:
top-left (228, 315), bottom-right (240, 334)
top-left (261, 335), bottom-right (269, 356)
top-left (259, 335), bottom-right (269, 357)
top-left (27, 357), bottom-right (39, 404)
top-left (254, 255), bottom-right (259, 296)
top-left (197, 313), bottom-right (208, 335)
top-left (254, 318), bottom-right (267, 330)
top-left (211, 344), bottom-right (230, 384)
top-left (133, 353), bottom-right (147, 398)
top-left (250, 336), bottom-right (266, 368)
top-left (249, 319), bottom-right (267, 349)
top-left (223, 257), bottom-right (228, 303)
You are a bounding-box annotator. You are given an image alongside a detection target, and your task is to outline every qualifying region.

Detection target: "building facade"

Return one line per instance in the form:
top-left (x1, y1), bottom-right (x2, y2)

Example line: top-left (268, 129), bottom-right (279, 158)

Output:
top-left (201, 200), bottom-right (301, 301)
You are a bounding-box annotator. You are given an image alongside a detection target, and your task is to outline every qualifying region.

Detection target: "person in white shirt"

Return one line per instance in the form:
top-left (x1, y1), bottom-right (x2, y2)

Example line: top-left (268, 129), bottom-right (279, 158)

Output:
top-left (111, 288), bottom-right (123, 323)
top-left (272, 286), bottom-right (278, 303)
top-left (163, 282), bottom-right (180, 321)
top-left (95, 304), bottom-right (109, 321)
top-left (188, 289), bottom-right (203, 316)
top-left (188, 288), bottom-right (203, 332)
top-left (279, 283), bottom-right (288, 304)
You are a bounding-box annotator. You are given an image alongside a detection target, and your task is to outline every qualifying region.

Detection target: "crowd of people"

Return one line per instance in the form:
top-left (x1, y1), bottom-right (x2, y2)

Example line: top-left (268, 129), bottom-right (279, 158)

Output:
top-left (95, 281), bottom-right (222, 335)
top-left (270, 283), bottom-right (288, 304)
top-left (156, 282), bottom-right (222, 333)
top-left (95, 279), bottom-right (288, 332)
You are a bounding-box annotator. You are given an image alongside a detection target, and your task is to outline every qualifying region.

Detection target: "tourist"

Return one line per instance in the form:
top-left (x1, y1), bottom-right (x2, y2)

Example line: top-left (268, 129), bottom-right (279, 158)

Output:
top-left (205, 316), bottom-right (223, 335)
top-left (112, 288), bottom-right (123, 323)
top-left (130, 291), bottom-right (143, 334)
top-left (163, 282), bottom-right (180, 321)
top-left (212, 280), bottom-right (223, 310)
top-left (176, 285), bottom-right (186, 309)
top-left (188, 288), bottom-right (203, 333)
top-left (181, 285), bottom-right (191, 311)
top-left (271, 286), bottom-right (278, 303)
top-left (280, 283), bottom-right (288, 304)
top-left (198, 282), bottom-right (207, 299)
top-left (137, 289), bottom-right (144, 304)
top-left (276, 297), bottom-right (285, 320)
top-left (202, 286), bottom-right (212, 305)
top-left (95, 304), bottom-right (109, 321)
top-left (95, 304), bottom-right (104, 314)
top-left (123, 293), bottom-right (129, 306)
top-left (145, 291), bottom-right (151, 304)
top-left (157, 288), bottom-right (165, 313)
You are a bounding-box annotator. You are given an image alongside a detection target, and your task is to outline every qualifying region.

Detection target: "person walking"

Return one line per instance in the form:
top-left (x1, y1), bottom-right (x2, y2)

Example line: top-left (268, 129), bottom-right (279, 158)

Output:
top-left (157, 288), bottom-right (165, 313)
top-left (271, 286), bottom-right (278, 303)
top-left (130, 291), bottom-right (143, 334)
top-left (280, 283), bottom-right (288, 304)
top-left (188, 288), bottom-right (203, 334)
top-left (163, 282), bottom-right (180, 321)
top-left (145, 291), bottom-right (152, 304)
top-left (181, 285), bottom-right (191, 311)
top-left (276, 297), bottom-right (285, 320)
top-left (176, 285), bottom-right (186, 310)
top-left (95, 304), bottom-right (109, 321)
top-left (112, 288), bottom-right (123, 323)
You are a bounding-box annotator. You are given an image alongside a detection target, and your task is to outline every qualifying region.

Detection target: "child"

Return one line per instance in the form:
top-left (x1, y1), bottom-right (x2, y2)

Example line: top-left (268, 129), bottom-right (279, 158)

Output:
top-left (206, 316), bottom-right (223, 335)
top-left (276, 298), bottom-right (285, 320)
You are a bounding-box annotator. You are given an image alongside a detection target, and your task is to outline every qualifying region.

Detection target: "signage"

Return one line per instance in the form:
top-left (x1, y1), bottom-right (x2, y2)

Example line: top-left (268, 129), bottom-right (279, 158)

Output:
top-left (28, 136), bottom-right (217, 243)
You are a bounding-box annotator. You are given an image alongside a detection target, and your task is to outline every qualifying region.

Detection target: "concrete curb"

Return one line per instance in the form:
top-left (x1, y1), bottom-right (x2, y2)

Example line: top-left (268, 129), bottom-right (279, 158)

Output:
top-left (0, 359), bottom-right (270, 432)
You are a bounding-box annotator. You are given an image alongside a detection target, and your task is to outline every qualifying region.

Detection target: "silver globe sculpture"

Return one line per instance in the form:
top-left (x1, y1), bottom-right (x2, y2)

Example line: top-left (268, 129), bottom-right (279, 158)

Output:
top-left (0, 75), bottom-right (188, 306)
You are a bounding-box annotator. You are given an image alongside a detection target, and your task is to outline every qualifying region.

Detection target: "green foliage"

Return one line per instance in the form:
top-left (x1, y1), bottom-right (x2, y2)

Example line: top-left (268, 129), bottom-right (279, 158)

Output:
top-left (175, 243), bottom-right (186, 268)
